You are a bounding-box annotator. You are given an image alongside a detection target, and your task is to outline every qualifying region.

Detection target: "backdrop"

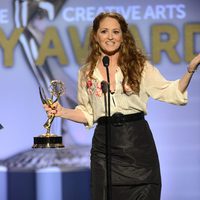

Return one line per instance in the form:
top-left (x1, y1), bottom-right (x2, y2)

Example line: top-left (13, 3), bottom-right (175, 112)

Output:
top-left (0, 0), bottom-right (200, 199)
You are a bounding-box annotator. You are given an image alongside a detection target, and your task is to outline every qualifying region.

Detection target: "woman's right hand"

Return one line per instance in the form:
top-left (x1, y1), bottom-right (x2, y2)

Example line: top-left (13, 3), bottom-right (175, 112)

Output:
top-left (43, 102), bottom-right (88, 124)
top-left (43, 101), bottom-right (63, 117)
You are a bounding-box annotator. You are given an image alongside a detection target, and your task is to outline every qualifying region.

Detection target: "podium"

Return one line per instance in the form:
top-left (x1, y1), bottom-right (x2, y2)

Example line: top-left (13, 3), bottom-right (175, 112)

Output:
top-left (1, 147), bottom-right (91, 200)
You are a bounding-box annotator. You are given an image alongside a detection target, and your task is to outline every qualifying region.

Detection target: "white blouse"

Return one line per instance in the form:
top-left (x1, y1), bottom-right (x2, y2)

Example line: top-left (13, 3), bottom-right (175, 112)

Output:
top-left (75, 61), bottom-right (188, 128)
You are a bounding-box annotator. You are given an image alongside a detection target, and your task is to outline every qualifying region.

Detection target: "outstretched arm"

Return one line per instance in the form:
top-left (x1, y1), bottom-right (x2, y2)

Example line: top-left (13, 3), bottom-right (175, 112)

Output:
top-left (43, 102), bottom-right (88, 124)
top-left (178, 54), bottom-right (200, 93)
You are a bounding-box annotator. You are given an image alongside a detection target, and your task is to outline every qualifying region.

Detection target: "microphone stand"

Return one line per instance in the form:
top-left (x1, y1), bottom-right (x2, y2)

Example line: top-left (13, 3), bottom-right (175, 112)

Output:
top-left (106, 70), bottom-right (112, 200)
top-left (102, 57), bottom-right (112, 200)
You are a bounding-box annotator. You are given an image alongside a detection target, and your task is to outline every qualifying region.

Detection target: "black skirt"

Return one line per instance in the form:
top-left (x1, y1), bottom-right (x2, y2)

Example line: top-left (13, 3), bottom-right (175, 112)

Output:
top-left (90, 113), bottom-right (161, 200)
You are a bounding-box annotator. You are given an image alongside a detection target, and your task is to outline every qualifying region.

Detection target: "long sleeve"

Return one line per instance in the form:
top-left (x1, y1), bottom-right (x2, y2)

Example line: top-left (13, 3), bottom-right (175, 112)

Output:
top-left (75, 69), bottom-right (94, 128)
top-left (143, 63), bottom-right (188, 105)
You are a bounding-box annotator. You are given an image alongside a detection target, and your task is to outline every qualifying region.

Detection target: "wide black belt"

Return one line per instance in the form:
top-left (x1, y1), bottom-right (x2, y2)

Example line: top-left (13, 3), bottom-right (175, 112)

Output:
top-left (97, 112), bottom-right (144, 126)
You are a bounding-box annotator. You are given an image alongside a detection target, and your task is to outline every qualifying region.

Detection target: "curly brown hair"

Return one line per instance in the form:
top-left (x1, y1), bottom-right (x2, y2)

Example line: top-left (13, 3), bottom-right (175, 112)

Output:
top-left (85, 12), bottom-right (147, 94)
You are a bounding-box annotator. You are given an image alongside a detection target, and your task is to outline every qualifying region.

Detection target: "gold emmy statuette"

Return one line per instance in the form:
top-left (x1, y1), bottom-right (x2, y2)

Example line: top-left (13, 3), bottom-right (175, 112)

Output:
top-left (32, 80), bottom-right (65, 148)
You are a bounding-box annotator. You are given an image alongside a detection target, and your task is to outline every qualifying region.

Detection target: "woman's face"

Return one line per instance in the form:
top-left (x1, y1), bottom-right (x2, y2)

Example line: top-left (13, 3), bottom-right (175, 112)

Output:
top-left (95, 17), bottom-right (123, 55)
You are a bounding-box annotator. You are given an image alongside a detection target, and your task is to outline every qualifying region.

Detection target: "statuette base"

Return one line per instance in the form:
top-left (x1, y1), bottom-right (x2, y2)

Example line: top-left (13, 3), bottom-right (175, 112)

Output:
top-left (32, 134), bottom-right (64, 148)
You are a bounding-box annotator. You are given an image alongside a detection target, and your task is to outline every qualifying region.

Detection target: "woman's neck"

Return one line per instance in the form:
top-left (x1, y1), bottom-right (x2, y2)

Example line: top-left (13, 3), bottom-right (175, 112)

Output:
top-left (100, 53), bottom-right (119, 69)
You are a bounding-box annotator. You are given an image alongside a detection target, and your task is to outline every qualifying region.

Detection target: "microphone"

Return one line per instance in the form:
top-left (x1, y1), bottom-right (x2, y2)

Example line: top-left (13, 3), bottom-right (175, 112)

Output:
top-left (102, 56), bottom-right (110, 84)
top-left (101, 56), bottom-right (110, 114)
top-left (101, 81), bottom-right (108, 93)
top-left (102, 56), bottom-right (109, 68)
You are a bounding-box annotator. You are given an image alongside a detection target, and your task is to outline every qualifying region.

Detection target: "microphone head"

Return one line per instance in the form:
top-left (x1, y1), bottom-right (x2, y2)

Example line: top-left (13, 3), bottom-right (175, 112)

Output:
top-left (102, 56), bottom-right (109, 68)
top-left (101, 81), bottom-right (108, 93)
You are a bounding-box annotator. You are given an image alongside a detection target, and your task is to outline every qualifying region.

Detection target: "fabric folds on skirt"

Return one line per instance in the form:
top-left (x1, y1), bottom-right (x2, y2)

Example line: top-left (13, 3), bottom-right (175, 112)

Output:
top-left (90, 116), bottom-right (161, 200)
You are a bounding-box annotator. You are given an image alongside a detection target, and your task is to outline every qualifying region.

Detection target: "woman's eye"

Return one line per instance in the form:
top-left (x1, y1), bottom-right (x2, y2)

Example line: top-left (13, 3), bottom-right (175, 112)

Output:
top-left (101, 30), bottom-right (107, 33)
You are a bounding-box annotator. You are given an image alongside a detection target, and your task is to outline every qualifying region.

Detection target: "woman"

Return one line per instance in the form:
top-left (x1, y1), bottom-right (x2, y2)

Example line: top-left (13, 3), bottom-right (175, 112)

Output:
top-left (44, 12), bottom-right (200, 200)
